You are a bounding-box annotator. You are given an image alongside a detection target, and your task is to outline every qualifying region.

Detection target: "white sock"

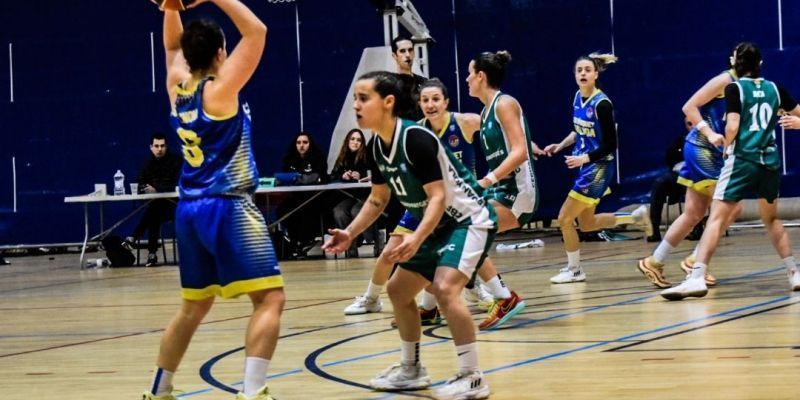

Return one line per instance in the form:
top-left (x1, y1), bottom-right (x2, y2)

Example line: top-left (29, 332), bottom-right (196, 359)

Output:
top-left (652, 241), bottom-right (674, 264)
top-left (783, 256), bottom-right (797, 272)
top-left (455, 342), bottom-right (479, 374)
top-left (365, 281), bottom-right (383, 300)
top-left (483, 275), bottom-right (511, 299)
top-left (150, 367), bottom-right (174, 396)
top-left (690, 262), bottom-right (707, 280)
top-left (419, 289), bottom-right (437, 311)
top-left (567, 250), bottom-right (580, 268)
top-left (401, 340), bottom-right (420, 366)
top-left (243, 357), bottom-right (269, 396)
top-left (691, 245), bottom-right (699, 259)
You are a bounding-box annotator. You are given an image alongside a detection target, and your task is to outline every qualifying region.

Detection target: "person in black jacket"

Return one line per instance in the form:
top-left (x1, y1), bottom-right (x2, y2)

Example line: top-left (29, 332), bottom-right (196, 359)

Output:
top-left (647, 119), bottom-right (691, 242)
top-left (330, 128), bottom-right (374, 257)
top-left (130, 132), bottom-right (182, 266)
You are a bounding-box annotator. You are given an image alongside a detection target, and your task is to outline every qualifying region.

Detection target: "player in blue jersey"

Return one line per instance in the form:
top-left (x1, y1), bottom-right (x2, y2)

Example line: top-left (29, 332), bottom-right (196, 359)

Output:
top-left (544, 53), bottom-right (652, 284)
top-left (662, 43), bottom-right (800, 300)
top-left (144, 2), bottom-right (283, 400)
top-left (637, 44), bottom-right (753, 289)
top-left (325, 71), bottom-right (494, 399)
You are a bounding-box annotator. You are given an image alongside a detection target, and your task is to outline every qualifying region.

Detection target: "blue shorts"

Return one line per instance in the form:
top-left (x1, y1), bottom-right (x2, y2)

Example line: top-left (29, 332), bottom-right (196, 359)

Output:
top-left (394, 210), bottom-right (420, 233)
top-left (677, 141), bottom-right (723, 196)
top-left (568, 161), bottom-right (615, 206)
top-left (176, 196), bottom-right (283, 300)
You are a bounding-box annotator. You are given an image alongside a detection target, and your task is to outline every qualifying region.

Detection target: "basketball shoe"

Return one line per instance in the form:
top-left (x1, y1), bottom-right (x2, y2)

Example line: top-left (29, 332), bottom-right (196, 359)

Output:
top-left (370, 362), bottom-right (431, 391)
top-left (632, 205), bottom-right (654, 237)
top-left (478, 291), bottom-right (525, 330)
top-left (142, 391), bottom-right (176, 400)
top-left (463, 285), bottom-right (494, 311)
top-left (343, 295), bottom-right (382, 315)
top-left (434, 370), bottom-right (490, 400)
top-left (789, 268), bottom-right (800, 291)
top-left (390, 306), bottom-right (442, 328)
top-left (660, 276), bottom-right (707, 301)
top-left (550, 266), bottom-right (586, 284)
top-left (636, 256), bottom-right (671, 288)
top-left (679, 255), bottom-right (717, 286)
top-left (235, 384), bottom-right (276, 400)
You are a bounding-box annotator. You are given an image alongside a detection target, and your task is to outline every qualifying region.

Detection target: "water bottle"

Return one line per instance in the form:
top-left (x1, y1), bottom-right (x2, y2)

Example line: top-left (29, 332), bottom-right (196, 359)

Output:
top-left (113, 170), bottom-right (125, 195)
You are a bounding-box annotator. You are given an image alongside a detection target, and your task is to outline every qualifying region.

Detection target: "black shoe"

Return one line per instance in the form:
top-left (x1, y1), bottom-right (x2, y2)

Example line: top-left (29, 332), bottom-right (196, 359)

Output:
top-left (0, 257), bottom-right (9, 265)
top-left (646, 234), bottom-right (662, 243)
top-left (145, 253), bottom-right (159, 267)
top-left (346, 247), bottom-right (359, 258)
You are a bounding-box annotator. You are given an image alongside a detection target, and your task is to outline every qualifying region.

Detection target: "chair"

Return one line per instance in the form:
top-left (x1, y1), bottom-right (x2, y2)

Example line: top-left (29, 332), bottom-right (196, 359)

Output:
top-left (135, 221), bottom-right (178, 265)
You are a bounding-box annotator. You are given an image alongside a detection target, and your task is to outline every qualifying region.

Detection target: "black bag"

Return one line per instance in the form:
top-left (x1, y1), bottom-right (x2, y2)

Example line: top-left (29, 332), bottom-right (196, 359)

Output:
top-left (101, 235), bottom-right (136, 267)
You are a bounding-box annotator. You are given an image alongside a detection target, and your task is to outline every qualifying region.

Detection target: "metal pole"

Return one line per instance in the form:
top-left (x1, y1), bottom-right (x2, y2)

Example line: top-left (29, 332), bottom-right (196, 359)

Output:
top-left (295, 3), bottom-right (304, 131)
top-left (150, 32), bottom-right (156, 92)
top-left (8, 43), bottom-right (14, 103)
top-left (12, 157), bottom-right (17, 213)
top-left (452, 0), bottom-right (461, 111)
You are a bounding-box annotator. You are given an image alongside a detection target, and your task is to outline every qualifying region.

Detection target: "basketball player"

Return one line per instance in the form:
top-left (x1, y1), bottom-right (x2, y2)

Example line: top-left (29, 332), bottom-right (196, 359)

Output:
top-left (637, 44), bottom-right (754, 288)
top-left (662, 43), bottom-right (800, 300)
top-left (144, 1), bottom-right (284, 400)
top-left (544, 53), bottom-right (652, 284)
top-left (323, 71), bottom-right (493, 399)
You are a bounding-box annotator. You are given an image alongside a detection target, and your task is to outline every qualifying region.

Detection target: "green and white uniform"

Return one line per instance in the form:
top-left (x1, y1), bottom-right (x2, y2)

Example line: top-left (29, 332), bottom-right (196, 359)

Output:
top-left (369, 119), bottom-right (497, 281)
top-left (480, 92), bottom-right (539, 225)
top-left (715, 77), bottom-right (797, 202)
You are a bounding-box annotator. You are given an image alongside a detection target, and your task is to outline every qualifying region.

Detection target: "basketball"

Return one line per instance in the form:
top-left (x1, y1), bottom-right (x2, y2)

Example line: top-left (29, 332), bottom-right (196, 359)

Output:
top-left (151, 0), bottom-right (197, 11)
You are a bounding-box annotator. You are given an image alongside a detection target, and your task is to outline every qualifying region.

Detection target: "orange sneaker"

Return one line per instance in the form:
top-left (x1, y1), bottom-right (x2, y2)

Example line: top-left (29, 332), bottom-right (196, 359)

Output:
top-left (478, 291), bottom-right (525, 330)
top-left (680, 255), bottom-right (717, 286)
top-left (390, 306), bottom-right (443, 328)
top-left (636, 256), bottom-right (671, 288)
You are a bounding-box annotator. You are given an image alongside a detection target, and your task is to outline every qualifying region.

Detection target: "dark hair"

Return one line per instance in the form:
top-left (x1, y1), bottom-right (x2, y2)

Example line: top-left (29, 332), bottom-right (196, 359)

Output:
top-left (357, 71), bottom-right (414, 118)
top-left (575, 52), bottom-right (618, 73)
top-left (419, 78), bottom-right (449, 100)
top-left (471, 51), bottom-right (512, 88)
top-left (391, 35), bottom-right (413, 53)
top-left (151, 132), bottom-right (167, 143)
top-left (181, 19), bottom-right (225, 72)
top-left (732, 42), bottom-right (761, 78)
top-left (283, 132), bottom-right (323, 165)
top-left (334, 129), bottom-right (367, 171)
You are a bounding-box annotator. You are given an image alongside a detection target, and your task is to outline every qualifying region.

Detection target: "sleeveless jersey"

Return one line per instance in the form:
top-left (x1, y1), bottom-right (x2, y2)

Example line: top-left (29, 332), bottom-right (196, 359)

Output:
top-left (479, 92), bottom-right (538, 193)
top-left (372, 119), bottom-right (487, 226)
top-left (730, 77), bottom-right (781, 169)
top-left (686, 70), bottom-right (737, 149)
top-left (170, 78), bottom-right (259, 198)
top-left (572, 89), bottom-right (614, 162)
top-left (421, 112), bottom-right (476, 174)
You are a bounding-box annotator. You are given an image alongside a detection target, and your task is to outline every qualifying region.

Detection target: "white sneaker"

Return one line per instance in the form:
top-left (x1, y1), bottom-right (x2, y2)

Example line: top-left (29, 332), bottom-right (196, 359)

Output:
top-left (632, 205), bottom-right (653, 237)
top-left (660, 276), bottom-right (708, 301)
top-left (370, 362), bottom-right (431, 391)
top-left (463, 285), bottom-right (494, 311)
top-left (789, 268), bottom-right (800, 291)
top-left (343, 295), bottom-right (382, 315)
top-left (434, 370), bottom-right (490, 400)
top-left (550, 266), bottom-right (586, 284)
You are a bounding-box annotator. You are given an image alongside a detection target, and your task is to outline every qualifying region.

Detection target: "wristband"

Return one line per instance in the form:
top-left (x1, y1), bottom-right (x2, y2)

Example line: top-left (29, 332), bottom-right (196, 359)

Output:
top-left (695, 120), bottom-right (709, 131)
top-left (486, 172), bottom-right (499, 185)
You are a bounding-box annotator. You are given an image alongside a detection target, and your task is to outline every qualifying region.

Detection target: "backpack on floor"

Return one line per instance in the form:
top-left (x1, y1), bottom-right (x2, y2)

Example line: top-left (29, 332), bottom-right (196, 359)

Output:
top-left (101, 235), bottom-right (136, 267)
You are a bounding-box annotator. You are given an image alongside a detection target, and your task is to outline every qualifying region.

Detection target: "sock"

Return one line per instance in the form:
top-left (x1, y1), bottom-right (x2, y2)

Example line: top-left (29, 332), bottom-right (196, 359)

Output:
top-left (652, 241), bottom-right (674, 264)
top-left (243, 357), bottom-right (269, 396)
top-left (566, 250), bottom-right (580, 268)
top-left (691, 246), bottom-right (699, 259)
top-left (150, 367), bottom-right (174, 396)
top-left (690, 262), bottom-right (707, 280)
top-left (419, 289), bottom-right (437, 311)
top-left (614, 212), bottom-right (634, 225)
top-left (483, 275), bottom-right (511, 299)
top-left (401, 340), bottom-right (420, 366)
top-left (783, 256), bottom-right (797, 272)
top-left (455, 342), bottom-right (479, 374)
top-left (365, 281), bottom-right (383, 300)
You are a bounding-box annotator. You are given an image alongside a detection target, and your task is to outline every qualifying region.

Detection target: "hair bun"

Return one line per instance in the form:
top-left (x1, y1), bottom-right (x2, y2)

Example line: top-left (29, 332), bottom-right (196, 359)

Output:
top-left (495, 50), bottom-right (513, 66)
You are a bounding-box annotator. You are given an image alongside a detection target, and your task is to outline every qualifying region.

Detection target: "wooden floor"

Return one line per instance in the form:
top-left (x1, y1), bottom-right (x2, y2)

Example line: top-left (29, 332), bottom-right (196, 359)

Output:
top-left (1, 227), bottom-right (799, 399)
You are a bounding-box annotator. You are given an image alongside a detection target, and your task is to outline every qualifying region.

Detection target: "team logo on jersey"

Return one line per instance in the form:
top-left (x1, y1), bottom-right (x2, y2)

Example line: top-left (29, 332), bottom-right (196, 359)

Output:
top-left (448, 135), bottom-right (460, 148)
top-left (586, 107), bottom-right (594, 119)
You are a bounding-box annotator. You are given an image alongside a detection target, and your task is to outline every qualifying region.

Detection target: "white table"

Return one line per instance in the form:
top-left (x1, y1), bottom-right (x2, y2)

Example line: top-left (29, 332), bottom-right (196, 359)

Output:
top-left (64, 182), bottom-right (371, 268)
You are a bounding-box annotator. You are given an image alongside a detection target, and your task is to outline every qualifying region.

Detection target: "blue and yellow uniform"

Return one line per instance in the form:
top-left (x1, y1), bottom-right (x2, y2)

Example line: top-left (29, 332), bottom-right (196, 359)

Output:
top-left (677, 70), bottom-right (737, 195)
top-left (171, 77), bottom-right (282, 300)
top-left (569, 89), bottom-right (615, 205)
top-left (396, 113), bottom-right (477, 233)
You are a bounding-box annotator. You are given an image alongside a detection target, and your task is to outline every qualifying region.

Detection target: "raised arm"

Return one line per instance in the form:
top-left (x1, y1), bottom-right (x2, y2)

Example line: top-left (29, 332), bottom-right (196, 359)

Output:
top-left (204, 0), bottom-right (267, 115)
top-left (164, 10), bottom-right (191, 103)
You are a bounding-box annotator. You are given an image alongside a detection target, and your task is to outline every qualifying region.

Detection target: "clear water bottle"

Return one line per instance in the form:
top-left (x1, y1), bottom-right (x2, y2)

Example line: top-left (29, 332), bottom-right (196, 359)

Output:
top-left (113, 170), bottom-right (125, 195)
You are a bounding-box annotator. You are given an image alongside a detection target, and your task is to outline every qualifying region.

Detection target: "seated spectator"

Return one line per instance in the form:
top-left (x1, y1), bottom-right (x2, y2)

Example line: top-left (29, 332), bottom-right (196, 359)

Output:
top-left (129, 132), bottom-right (182, 266)
top-left (277, 132), bottom-right (328, 257)
top-left (647, 120), bottom-right (690, 242)
top-left (330, 129), bottom-right (375, 257)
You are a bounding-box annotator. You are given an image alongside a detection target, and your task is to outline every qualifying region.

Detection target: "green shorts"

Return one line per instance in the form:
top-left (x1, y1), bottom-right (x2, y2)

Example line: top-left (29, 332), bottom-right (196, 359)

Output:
top-left (400, 207), bottom-right (497, 282)
top-left (484, 183), bottom-right (537, 226)
top-left (714, 155), bottom-right (780, 203)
